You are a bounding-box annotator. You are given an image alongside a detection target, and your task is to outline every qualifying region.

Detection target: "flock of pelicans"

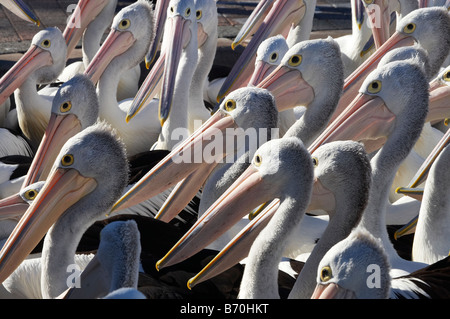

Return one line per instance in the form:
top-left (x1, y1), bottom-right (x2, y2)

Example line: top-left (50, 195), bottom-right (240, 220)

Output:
top-left (0, 0), bottom-right (448, 300)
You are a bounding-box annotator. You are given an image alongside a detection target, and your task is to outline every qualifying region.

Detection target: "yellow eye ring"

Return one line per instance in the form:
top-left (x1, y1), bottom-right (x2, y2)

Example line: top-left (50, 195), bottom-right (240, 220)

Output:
top-left (24, 189), bottom-right (38, 201)
top-left (363, 0), bottom-right (374, 4)
top-left (224, 99), bottom-right (236, 112)
top-left (288, 54), bottom-right (302, 67)
top-left (269, 52), bottom-right (278, 63)
top-left (254, 154), bottom-right (262, 167)
top-left (60, 101), bottom-right (72, 113)
top-left (443, 70), bottom-right (450, 82)
top-left (196, 10), bottom-right (202, 20)
top-left (61, 154), bottom-right (74, 166)
top-left (312, 157), bottom-right (319, 167)
top-left (41, 39), bottom-right (51, 48)
top-left (320, 266), bottom-right (333, 282)
top-left (367, 80), bottom-right (382, 94)
top-left (119, 19), bottom-right (131, 30)
top-left (185, 8), bottom-right (191, 17)
top-left (403, 23), bottom-right (416, 34)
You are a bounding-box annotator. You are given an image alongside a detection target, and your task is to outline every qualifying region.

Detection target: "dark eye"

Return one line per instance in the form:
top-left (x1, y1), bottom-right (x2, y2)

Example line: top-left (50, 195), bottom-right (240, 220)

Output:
top-left (185, 8), bottom-right (191, 16)
top-left (269, 52), bottom-right (278, 63)
top-left (443, 70), bottom-right (450, 82)
top-left (312, 157), bottom-right (319, 167)
top-left (41, 39), bottom-right (51, 48)
top-left (24, 189), bottom-right (37, 200)
top-left (368, 80), bottom-right (382, 94)
top-left (119, 19), bottom-right (131, 30)
top-left (196, 10), bottom-right (202, 20)
top-left (254, 154), bottom-right (262, 167)
top-left (320, 266), bottom-right (332, 282)
top-left (288, 55), bottom-right (302, 67)
top-left (403, 23), bottom-right (416, 34)
top-left (60, 101), bottom-right (72, 113)
top-left (61, 154), bottom-right (74, 166)
top-left (224, 99), bottom-right (236, 112)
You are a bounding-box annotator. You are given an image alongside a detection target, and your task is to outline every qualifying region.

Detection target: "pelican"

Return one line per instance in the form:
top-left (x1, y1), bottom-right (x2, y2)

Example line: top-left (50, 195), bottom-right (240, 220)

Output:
top-left (0, 27), bottom-right (67, 149)
top-left (21, 74), bottom-right (99, 190)
top-left (0, 0), bottom-right (40, 25)
top-left (308, 60), bottom-right (431, 277)
top-left (61, 0), bottom-right (141, 101)
top-left (332, 7), bottom-right (450, 123)
top-left (0, 121), bottom-right (129, 298)
top-left (186, 140), bottom-right (371, 299)
top-left (216, 0), bottom-right (314, 102)
top-left (59, 220), bottom-right (142, 299)
top-left (311, 229), bottom-right (391, 299)
top-left (84, 0), bottom-right (161, 156)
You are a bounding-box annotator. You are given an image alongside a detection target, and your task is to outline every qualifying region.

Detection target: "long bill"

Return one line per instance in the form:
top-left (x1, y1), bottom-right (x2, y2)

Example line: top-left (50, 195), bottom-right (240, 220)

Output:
top-left (21, 113), bottom-right (82, 189)
top-left (330, 31), bottom-right (416, 123)
top-left (145, 0), bottom-right (170, 68)
top-left (84, 29), bottom-right (136, 85)
top-left (363, 0), bottom-right (390, 49)
top-left (257, 64), bottom-right (315, 111)
top-left (63, 0), bottom-right (111, 58)
top-left (1, 0), bottom-right (40, 26)
top-left (308, 93), bottom-right (396, 155)
top-left (0, 45), bottom-right (52, 106)
top-left (426, 69), bottom-right (450, 124)
top-left (0, 191), bottom-right (33, 221)
top-left (216, 0), bottom-right (307, 102)
top-left (158, 14), bottom-right (192, 126)
top-left (155, 164), bottom-right (274, 271)
top-left (0, 167), bottom-right (97, 283)
top-left (110, 110), bottom-right (237, 214)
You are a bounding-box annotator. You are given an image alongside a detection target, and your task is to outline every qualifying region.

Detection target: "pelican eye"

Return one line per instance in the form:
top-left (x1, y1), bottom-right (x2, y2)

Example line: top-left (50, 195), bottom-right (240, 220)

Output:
top-left (403, 23), bottom-right (416, 34)
top-left (269, 52), bottom-right (278, 63)
top-left (320, 266), bottom-right (332, 282)
top-left (60, 101), bottom-right (72, 113)
top-left (312, 157), bottom-right (319, 167)
top-left (24, 189), bottom-right (38, 201)
top-left (224, 99), bottom-right (236, 112)
top-left (367, 80), bottom-right (382, 94)
top-left (41, 39), bottom-right (51, 48)
top-left (170, 6), bottom-right (174, 13)
top-left (196, 10), bottom-right (202, 20)
top-left (185, 8), bottom-right (191, 17)
top-left (288, 54), bottom-right (302, 67)
top-left (119, 19), bottom-right (131, 30)
top-left (254, 154), bottom-right (262, 167)
top-left (363, 0), bottom-right (374, 4)
top-left (443, 70), bottom-right (450, 82)
top-left (61, 154), bottom-right (74, 166)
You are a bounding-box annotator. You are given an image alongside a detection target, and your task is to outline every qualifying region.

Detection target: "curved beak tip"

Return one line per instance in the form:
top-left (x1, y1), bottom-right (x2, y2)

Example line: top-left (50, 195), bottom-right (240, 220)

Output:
top-left (155, 260), bottom-right (162, 272)
top-left (187, 279), bottom-right (194, 290)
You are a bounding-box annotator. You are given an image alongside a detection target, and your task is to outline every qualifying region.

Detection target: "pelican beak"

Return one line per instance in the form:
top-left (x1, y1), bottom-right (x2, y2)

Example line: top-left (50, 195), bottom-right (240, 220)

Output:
top-left (248, 60), bottom-right (276, 87)
top-left (0, 45), bottom-right (52, 105)
top-left (331, 31), bottom-right (416, 123)
top-left (308, 93), bottom-right (396, 154)
top-left (145, 0), bottom-right (170, 68)
top-left (158, 15), bottom-right (193, 126)
top-left (257, 64), bottom-right (314, 111)
top-left (84, 29), bottom-right (136, 85)
top-left (217, 0), bottom-right (307, 102)
top-left (311, 283), bottom-right (356, 299)
top-left (21, 113), bottom-right (82, 189)
top-left (156, 163), bottom-right (273, 271)
top-left (187, 199), bottom-right (280, 289)
top-left (394, 215), bottom-right (418, 240)
top-left (0, 192), bottom-right (30, 221)
top-left (154, 163), bottom-right (217, 223)
top-left (0, 167), bottom-right (97, 283)
top-left (365, 0), bottom-right (390, 49)
top-left (110, 110), bottom-right (237, 214)
top-left (126, 51), bottom-right (165, 122)
top-left (354, 0), bottom-right (364, 30)
top-left (63, 0), bottom-right (110, 58)
top-left (1, 0), bottom-right (40, 26)
top-left (395, 124), bottom-right (450, 195)
top-left (426, 77), bottom-right (450, 123)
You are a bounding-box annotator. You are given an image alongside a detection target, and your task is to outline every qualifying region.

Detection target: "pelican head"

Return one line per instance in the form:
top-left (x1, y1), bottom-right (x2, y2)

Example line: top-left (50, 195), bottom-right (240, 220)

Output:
top-left (0, 181), bottom-right (45, 221)
top-left (0, 27), bottom-right (67, 105)
top-left (312, 229), bottom-right (391, 299)
top-left (84, 0), bottom-right (154, 84)
top-left (0, 121), bottom-right (129, 283)
top-left (21, 74), bottom-right (99, 189)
